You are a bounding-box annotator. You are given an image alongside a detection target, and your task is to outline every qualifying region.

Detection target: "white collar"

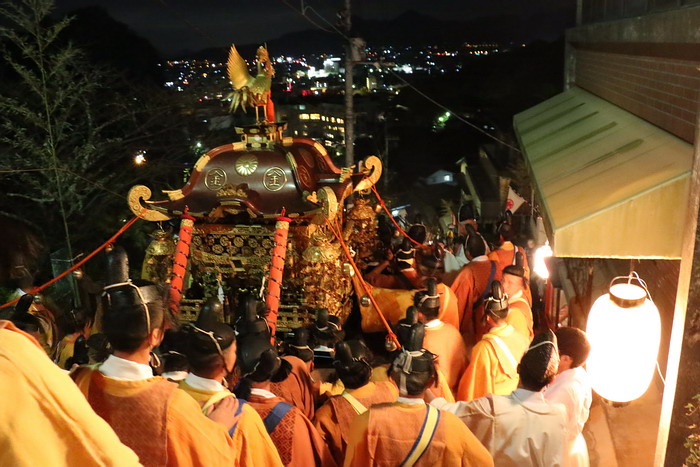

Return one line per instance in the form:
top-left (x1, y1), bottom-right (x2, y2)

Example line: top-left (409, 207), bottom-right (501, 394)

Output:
top-left (99, 354), bottom-right (153, 381)
top-left (424, 319), bottom-right (443, 329)
top-left (471, 255), bottom-right (489, 262)
top-left (508, 289), bottom-right (524, 302)
top-left (250, 387), bottom-right (276, 399)
top-left (161, 370), bottom-right (188, 381)
top-left (185, 372), bottom-right (224, 392)
top-left (397, 396), bottom-right (426, 405)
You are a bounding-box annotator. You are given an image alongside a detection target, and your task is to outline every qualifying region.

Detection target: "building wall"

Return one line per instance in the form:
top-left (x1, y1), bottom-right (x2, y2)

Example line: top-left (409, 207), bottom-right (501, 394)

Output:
top-left (566, 6), bottom-right (700, 143)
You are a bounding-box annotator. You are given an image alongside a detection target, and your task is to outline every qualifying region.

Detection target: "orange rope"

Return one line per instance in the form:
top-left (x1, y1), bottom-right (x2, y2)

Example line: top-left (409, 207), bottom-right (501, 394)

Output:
top-left (0, 214), bottom-right (143, 310)
top-left (324, 216), bottom-right (400, 347)
top-left (368, 184), bottom-right (429, 250)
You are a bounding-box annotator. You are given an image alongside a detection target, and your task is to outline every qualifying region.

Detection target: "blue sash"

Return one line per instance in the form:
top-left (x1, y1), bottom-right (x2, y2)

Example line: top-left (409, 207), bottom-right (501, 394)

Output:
top-left (263, 401), bottom-right (293, 434)
top-left (227, 399), bottom-right (246, 437)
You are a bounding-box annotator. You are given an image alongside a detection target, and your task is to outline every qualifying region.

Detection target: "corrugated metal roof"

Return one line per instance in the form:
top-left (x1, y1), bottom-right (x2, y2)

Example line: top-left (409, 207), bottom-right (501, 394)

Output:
top-left (514, 87), bottom-right (694, 259)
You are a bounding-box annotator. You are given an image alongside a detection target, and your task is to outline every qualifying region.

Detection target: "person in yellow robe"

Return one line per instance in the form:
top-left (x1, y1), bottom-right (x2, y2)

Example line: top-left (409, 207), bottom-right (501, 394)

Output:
top-left (314, 340), bottom-right (398, 465)
top-left (457, 281), bottom-right (530, 402)
top-left (178, 300), bottom-right (283, 467)
top-left (0, 320), bottom-right (141, 466)
top-left (416, 278), bottom-right (469, 394)
top-left (72, 247), bottom-right (237, 467)
top-left (488, 213), bottom-right (532, 304)
top-left (344, 322), bottom-right (493, 467)
top-left (236, 329), bottom-right (336, 467)
top-left (55, 307), bottom-right (91, 369)
top-left (450, 226), bottom-right (497, 345)
top-left (501, 253), bottom-right (534, 340)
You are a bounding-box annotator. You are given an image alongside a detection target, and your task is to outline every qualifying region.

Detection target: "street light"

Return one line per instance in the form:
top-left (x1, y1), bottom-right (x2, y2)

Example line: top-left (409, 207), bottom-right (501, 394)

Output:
top-left (533, 241), bottom-right (553, 279)
top-left (586, 273), bottom-right (661, 403)
top-left (134, 150), bottom-right (146, 165)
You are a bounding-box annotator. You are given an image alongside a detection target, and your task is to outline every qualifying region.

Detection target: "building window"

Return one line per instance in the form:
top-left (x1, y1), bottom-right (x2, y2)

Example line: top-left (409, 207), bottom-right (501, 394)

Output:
top-left (337, 118), bottom-right (344, 124)
top-left (300, 113), bottom-right (310, 120)
top-left (310, 114), bottom-right (321, 120)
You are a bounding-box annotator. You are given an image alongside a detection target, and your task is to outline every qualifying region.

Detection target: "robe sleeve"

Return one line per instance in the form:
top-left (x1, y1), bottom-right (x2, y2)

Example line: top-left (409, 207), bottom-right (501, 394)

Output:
top-left (450, 269), bottom-right (474, 333)
top-left (166, 390), bottom-right (236, 466)
top-left (343, 411), bottom-right (371, 467)
top-left (291, 411), bottom-right (337, 467)
top-left (440, 411), bottom-right (494, 467)
top-left (235, 404), bottom-right (283, 467)
top-left (506, 308), bottom-right (531, 341)
top-left (457, 341), bottom-right (495, 401)
top-left (431, 396), bottom-right (496, 456)
top-left (313, 402), bottom-right (344, 466)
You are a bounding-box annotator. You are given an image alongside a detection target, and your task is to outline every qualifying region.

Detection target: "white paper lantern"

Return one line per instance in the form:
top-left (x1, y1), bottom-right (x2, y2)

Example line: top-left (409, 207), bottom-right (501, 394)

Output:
top-left (533, 241), bottom-right (553, 279)
top-left (586, 275), bottom-right (661, 403)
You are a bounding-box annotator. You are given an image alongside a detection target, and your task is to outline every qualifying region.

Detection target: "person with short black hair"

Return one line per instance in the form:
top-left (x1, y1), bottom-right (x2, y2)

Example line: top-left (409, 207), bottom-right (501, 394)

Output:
top-left (236, 330), bottom-right (334, 467)
top-left (179, 299), bottom-right (283, 467)
top-left (501, 252), bottom-right (534, 340)
top-left (456, 281), bottom-right (530, 401)
top-left (430, 329), bottom-right (568, 466)
top-left (313, 340), bottom-right (398, 465)
top-left (544, 327), bottom-right (593, 467)
top-left (55, 307), bottom-right (91, 369)
top-left (416, 278), bottom-right (468, 394)
top-left (71, 247), bottom-right (237, 466)
top-left (450, 225), bottom-right (498, 343)
top-left (344, 322), bottom-right (494, 466)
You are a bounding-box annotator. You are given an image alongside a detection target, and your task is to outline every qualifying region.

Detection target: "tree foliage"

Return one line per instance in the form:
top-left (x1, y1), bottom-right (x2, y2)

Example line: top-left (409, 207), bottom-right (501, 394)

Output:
top-left (0, 0), bottom-right (189, 254)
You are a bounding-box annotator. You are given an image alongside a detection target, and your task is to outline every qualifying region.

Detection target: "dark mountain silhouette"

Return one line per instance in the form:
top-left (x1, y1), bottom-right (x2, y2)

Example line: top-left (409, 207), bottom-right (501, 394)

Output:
top-left (175, 8), bottom-right (574, 60)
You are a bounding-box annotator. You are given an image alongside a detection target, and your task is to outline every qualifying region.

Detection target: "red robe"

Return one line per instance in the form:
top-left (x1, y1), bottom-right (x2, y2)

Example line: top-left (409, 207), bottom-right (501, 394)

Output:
top-left (313, 381), bottom-right (398, 465)
top-left (247, 393), bottom-right (336, 466)
top-left (450, 258), bottom-right (496, 344)
top-left (270, 355), bottom-right (316, 421)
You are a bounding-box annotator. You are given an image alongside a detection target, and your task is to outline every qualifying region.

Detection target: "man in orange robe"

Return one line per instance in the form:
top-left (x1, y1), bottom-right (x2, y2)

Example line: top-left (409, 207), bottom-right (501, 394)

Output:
top-left (72, 249), bottom-right (236, 466)
top-left (271, 328), bottom-right (317, 421)
top-left (502, 255), bottom-right (534, 340)
top-left (314, 340), bottom-right (398, 465)
top-left (457, 281), bottom-right (530, 402)
top-left (0, 320), bottom-right (142, 466)
top-left (178, 301), bottom-right (283, 467)
top-left (416, 279), bottom-right (469, 394)
top-left (488, 214), bottom-right (532, 304)
top-left (236, 332), bottom-right (336, 467)
top-left (344, 322), bottom-right (493, 466)
top-left (450, 226), bottom-right (497, 344)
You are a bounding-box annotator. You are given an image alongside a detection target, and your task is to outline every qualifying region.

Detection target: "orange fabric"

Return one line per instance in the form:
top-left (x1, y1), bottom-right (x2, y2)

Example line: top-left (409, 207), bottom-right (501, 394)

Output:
top-left (357, 279), bottom-right (458, 333)
top-left (488, 243), bottom-right (532, 305)
top-left (423, 321), bottom-right (470, 393)
top-left (314, 381), bottom-right (398, 465)
top-left (247, 394), bottom-right (336, 467)
top-left (506, 298), bottom-right (534, 340)
top-left (0, 321), bottom-right (140, 466)
top-left (178, 381), bottom-right (283, 467)
top-left (366, 268), bottom-right (420, 289)
top-left (73, 368), bottom-right (235, 466)
top-left (369, 365), bottom-right (390, 383)
top-left (344, 401), bottom-right (493, 467)
top-left (456, 324), bottom-right (530, 402)
top-left (270, 355), bottom-right (316, 421)
top-left (450, 260), bottom-right (495, 343)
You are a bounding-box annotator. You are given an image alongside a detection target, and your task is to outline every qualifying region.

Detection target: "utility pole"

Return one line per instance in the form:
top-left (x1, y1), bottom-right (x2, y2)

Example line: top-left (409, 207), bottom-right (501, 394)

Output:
top-left (342, 0), bottom-right (354, 167)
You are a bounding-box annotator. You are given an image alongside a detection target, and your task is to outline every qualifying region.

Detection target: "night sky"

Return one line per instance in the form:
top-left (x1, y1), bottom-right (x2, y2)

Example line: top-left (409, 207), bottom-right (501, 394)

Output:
top-left (55, 0), bottom-right (574, 57)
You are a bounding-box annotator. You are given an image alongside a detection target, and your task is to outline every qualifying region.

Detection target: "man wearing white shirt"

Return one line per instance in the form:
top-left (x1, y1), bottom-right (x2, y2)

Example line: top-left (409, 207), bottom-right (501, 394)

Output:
top-left (544, 327), bottom-right (593, 467)
top-left (430, 329), bottom-right (568, 467)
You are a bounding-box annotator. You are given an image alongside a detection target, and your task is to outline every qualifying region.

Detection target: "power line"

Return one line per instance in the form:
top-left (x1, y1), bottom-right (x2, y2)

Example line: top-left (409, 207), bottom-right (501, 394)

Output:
top-left (281, 1), bottom-right (522, 153)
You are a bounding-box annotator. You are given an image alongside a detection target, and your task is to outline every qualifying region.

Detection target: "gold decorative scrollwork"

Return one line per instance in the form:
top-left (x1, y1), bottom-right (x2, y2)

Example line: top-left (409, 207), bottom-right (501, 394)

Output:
top-left (353, 155), bottom-right (383, 192)
top-left (127, 185), bottom-right (172, 221)
top-left (216, 184), bottom-right (248, 198)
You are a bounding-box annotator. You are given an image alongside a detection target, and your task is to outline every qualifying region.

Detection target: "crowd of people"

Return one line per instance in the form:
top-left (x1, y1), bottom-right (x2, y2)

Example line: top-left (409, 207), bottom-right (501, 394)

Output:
top-left (0, 209), bottom-right (593, 466)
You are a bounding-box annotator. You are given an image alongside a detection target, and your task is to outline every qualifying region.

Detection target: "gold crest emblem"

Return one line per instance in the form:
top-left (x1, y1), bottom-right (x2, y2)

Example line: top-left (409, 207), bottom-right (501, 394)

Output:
top-left (235, 154), bottom-right (259, 176)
